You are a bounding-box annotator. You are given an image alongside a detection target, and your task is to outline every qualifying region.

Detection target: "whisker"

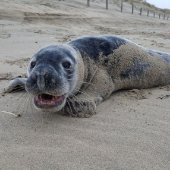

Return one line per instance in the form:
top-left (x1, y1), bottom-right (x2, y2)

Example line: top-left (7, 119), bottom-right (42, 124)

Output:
top-left (67, 80), bottom-right (95, 86)
top-left (71, 89), bottom-right (93, 99)
top-left (27, 95), bottom-right (35, 114)
top-left (69, 92), bottom-right (92, 111)
top-left (1, 111), bottom-right (21, 117)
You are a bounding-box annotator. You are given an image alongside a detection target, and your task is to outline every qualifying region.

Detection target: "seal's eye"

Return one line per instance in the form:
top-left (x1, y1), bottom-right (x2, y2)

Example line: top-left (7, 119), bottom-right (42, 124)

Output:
top-left (30, 61), bottom-right (36, 69)
top-left (62, 61), bottom-right (71, 69)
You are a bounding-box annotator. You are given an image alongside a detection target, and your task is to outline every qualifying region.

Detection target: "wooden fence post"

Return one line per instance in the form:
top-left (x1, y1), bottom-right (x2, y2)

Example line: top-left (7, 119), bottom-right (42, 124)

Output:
top-left (87, 0), bottom-right (90, 7)
top-left (106, 0), bottom-right (108, 9)
top-left (132, 3), bottom-right (134, 14)
top-left (159, 13), bottom-right (161, 19)
top-left (121, 0), bottom-right (123, 13)
top-left (147, 10), bottom-right (149, 17)
top-left (140, 8), bottom-right (142, 15)
top-left (163, 13), bottom-right (166, 19)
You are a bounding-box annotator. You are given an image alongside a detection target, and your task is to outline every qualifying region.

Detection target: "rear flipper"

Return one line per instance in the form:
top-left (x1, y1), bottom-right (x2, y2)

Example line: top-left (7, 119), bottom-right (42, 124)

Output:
top-left (147, 49), bottom-right (170, 63)
top-left (4, 78), bottom-right (27, 93)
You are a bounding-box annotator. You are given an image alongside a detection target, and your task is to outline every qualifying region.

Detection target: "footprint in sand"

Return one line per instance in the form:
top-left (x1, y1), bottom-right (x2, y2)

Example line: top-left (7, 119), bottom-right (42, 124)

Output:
top-left (157, 95), bottom-right (170, 100)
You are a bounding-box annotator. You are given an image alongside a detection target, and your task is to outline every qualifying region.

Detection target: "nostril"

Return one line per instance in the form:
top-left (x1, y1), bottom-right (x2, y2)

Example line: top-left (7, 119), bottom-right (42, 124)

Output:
top-left (44, 72), bottom-right (49, 78)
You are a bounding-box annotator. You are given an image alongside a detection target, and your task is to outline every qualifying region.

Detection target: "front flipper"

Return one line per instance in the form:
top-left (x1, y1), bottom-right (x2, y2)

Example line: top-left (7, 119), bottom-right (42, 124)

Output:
top-left (63, 94), bottom-right (103, 118)
top-left (63, 66), bottom-right (115, 118)
top-left (4, 78), bottom-right (27, 93)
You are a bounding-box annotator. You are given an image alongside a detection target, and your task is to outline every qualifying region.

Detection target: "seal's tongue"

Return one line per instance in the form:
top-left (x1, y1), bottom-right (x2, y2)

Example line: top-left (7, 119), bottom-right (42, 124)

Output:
top-left (40, 94), bottom-right (53, 101)
top-left (34, 94), bottom-right (65, 107)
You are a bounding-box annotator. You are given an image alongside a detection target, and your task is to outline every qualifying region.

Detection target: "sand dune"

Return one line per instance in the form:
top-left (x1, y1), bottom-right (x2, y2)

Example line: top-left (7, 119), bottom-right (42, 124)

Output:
top-left (0, 0), bottom-right (170, 169)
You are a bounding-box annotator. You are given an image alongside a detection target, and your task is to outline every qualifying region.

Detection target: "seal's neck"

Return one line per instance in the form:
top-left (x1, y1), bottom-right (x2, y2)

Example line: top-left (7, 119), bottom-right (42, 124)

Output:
top-left (65, 45), bottom-right (86, 95)
top-left (73, 50), bottom-right (86, 94)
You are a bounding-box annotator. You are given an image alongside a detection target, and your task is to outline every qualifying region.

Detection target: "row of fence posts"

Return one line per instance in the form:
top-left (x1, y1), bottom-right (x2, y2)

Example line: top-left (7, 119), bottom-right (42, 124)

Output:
top-left (87, 0), bottom-right (169, 20)
top-left (120, 0), bottom-right (169, 20)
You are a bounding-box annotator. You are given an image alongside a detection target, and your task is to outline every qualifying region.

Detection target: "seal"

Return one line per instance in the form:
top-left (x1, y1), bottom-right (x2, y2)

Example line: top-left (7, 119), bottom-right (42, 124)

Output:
top-left (5, 35), bottom-right (170, 117)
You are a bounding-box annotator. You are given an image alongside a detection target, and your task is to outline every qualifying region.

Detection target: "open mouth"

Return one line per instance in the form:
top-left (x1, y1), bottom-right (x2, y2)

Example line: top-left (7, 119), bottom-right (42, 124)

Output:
top-left (34, 93), bottom-right (65, 108)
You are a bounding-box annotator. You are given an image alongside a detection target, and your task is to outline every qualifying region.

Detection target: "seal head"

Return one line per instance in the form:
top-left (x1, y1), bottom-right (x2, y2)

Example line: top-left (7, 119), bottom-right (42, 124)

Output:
top-left (26, 45), bottom-right (78, 112)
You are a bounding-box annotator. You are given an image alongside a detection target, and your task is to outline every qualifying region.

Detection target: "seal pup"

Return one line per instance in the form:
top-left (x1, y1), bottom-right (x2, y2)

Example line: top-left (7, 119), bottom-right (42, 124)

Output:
top-left (5, 35), bottom-right (170, 117)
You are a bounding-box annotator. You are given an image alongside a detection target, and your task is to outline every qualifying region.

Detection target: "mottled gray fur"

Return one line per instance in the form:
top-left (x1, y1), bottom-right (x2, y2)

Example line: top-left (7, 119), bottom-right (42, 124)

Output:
top-left (5, 35), bottom-right (170, 117)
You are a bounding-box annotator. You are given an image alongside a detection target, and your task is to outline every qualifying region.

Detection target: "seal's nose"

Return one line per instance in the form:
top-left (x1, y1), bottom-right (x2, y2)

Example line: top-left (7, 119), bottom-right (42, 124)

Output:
top-left (37, 72), bottom-right (46, 91)
top-left (26, 64), bottom-right (61, 94)
top-left (36, 66), bottom-right (54, 91)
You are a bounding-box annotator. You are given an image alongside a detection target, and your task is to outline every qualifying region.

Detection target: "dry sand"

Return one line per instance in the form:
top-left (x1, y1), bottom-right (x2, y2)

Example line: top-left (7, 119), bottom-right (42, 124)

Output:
top-left (0, 0), bottom-right (170, 169)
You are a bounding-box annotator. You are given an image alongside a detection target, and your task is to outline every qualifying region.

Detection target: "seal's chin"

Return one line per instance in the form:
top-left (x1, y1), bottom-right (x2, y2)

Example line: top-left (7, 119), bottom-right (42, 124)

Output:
top-left (34, 93), bottom-right (66, 112)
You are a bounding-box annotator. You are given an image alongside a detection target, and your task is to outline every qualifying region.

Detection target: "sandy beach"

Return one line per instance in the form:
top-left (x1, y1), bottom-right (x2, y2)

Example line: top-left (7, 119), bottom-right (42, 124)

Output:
top-left (0, 0), bottom-right (170, 169)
